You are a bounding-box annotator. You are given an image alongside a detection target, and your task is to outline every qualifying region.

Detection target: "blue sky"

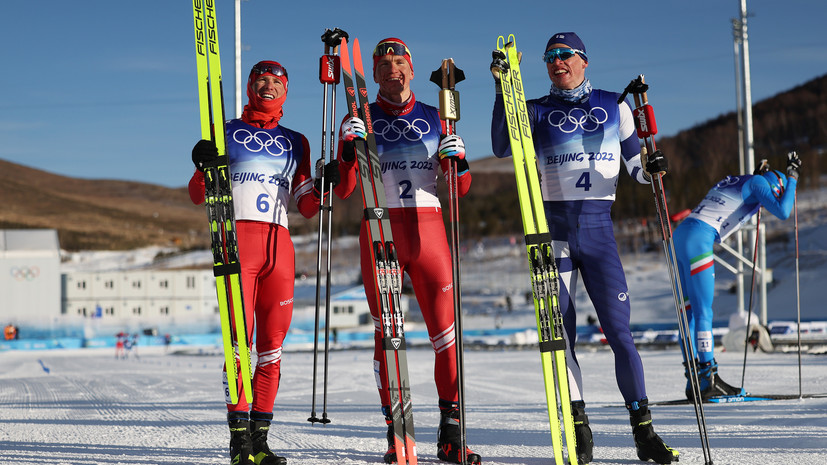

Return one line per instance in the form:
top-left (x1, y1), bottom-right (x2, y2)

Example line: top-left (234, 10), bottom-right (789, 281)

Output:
top-left (1, 0), bottom-right (825, 188)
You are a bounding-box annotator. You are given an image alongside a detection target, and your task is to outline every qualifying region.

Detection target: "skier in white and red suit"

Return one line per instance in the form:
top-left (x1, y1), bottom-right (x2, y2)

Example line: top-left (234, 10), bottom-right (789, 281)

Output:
top-left (188, 60), bottom-right (339, 465)
top-left (333, 38), bottom-right (481, 464)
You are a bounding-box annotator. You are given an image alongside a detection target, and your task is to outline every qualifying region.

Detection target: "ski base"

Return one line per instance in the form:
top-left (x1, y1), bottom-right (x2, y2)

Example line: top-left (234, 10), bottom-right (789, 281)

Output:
top-left (652, 392), bottom-right (827, 405)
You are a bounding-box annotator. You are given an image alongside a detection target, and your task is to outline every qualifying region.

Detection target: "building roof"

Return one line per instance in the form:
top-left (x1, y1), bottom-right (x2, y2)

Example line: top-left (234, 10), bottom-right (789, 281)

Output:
top-left (0, 229), bottom-right (59, 254)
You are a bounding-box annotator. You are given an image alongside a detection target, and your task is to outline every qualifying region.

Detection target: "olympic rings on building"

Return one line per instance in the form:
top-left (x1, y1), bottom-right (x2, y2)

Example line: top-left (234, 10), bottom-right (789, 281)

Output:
top-left (10, 266), bottom-right (40, 281)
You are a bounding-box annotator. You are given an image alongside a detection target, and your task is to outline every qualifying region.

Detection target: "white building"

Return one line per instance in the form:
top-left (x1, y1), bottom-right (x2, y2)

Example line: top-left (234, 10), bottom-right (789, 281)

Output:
top-left (0, 229), bottom-right (61, 325)
top-left (61, 269), bottom-right (218, 333)
top-left (1, 229), bottom-right (224, 338)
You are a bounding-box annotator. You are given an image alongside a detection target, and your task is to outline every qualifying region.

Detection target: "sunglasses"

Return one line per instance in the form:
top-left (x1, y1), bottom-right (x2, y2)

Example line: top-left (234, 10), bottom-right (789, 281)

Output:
top-left (373, 41), bottom-right (410, 57)
top-left (250, 63), bottom-right (288, 80)
top-left (543, 48), bottom-right (586, 63)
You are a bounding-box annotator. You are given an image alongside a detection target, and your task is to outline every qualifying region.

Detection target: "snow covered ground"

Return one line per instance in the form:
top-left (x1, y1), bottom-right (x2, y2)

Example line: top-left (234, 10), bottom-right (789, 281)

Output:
top-left (5, 185), bottom-right (825, 464)
top-left (1, 344), bottom-right (826, 465)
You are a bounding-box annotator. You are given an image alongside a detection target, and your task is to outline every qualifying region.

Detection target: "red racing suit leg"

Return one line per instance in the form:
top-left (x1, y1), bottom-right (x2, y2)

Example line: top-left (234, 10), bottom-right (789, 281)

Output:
top-left (227, 220), bottom-right (295, 414)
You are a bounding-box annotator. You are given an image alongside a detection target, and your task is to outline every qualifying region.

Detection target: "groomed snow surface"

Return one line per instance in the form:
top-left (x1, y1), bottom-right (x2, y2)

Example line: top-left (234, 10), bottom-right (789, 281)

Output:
top-left (1, 344), bottom-right (825, 465)
top-left (5, 185), bottom-right (827, 464)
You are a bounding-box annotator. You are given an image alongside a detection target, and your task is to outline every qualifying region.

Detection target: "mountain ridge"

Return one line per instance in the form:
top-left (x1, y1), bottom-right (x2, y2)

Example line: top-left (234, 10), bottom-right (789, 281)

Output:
top-left (3, 74), bottom-right (824, 250)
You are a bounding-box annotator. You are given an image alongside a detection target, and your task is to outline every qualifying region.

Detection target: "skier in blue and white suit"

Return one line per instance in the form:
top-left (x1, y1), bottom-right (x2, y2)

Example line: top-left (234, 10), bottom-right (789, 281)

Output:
top-left (673, 154), bottom-right (800, 401)
top-left (491, 32), bottom-right (677, 465)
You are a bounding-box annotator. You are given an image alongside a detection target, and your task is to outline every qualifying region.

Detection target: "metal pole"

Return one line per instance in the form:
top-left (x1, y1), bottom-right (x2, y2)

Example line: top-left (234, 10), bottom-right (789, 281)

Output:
top-left (235, 0), bottom-right (242, 118)
top-left (740, 0), bottom-right (755, 177)
top-left (739, 0), bottom-right (768, 323)
top-left (732, 18), bottom-right (746, 315)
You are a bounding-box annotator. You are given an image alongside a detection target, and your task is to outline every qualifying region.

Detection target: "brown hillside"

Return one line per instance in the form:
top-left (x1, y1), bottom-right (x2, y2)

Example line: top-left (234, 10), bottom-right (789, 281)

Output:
top-left (0, 160), bottom-right (208, 250)
top-left (3, 74), bottom-right (824, 250)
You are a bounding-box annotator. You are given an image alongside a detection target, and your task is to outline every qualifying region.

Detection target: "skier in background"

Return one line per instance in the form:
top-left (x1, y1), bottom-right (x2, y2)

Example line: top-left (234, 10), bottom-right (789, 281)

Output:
top-left (4, 324), bottom-right (17, 341)
top-left (188, 59), bottom-right (339, 465)
top-left (115, 331), bottom-right (127, 359)
top-left (673, 153), bottom-right (801, 400)
top-left (490, 32), bottom-right (678, 464)
top-left (334, 38), bottom-right (480, 464)
top-left (129, 333), bottom-right (140, 359)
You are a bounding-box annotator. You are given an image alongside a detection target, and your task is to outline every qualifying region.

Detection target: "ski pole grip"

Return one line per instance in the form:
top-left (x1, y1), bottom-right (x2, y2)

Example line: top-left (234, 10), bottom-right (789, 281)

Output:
top-left (633, 104), bottom-right (658, 138)
top-left (319, 55), bottom-right (340, 84)
top-left (438, 89), bottom-right (460, 122)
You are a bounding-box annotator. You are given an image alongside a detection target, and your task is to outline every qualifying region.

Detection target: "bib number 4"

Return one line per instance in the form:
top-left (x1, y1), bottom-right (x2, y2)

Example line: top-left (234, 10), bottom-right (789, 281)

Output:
top-left (575, 172), bottom-right (592, 191)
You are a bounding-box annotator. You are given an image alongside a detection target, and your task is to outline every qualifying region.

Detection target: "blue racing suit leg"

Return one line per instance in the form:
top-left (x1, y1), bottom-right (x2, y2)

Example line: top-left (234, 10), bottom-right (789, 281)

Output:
top-left (673, 218), bottom-right (718, 364)
top-left (546, 201), bottom-right (647, 404)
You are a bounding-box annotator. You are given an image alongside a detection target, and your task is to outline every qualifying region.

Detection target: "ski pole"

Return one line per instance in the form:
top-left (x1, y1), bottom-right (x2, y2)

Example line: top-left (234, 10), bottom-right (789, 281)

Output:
top-left (740, 159), bottom-right (768, 389)
top-left (623, 75), bottom-right (713, 465)
top-left (309, 27), bottom-right (347, 425)
top-left (794, 171), bottom-right (802, 398)
top-left (430, 58), bottom-right (467, 465)
top-left (740, 208), bottom-right (761, 388)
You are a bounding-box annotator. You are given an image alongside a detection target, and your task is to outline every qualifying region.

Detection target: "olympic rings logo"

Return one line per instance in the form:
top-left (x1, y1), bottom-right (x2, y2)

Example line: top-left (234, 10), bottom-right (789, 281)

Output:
top-left (716, 175), bottom-right (741, 189)
top-left (547, 107), bottom-right (609, 133)
top-left (372, 118), bottom-right (431, 142)
top-left (10, 266), bottom-right (39, 281)
top-left (232, 129), bottom-right (293, 156)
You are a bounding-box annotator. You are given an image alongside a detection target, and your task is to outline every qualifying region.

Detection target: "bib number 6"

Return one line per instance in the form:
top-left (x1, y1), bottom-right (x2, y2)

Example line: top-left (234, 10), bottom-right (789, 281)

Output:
top-left (257, 193), bottom-right (271, 213)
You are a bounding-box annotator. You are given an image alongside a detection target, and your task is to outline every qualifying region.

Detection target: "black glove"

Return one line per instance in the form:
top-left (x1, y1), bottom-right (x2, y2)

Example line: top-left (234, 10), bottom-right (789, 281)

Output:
top-left (191, 139), bottom-right (218, 172)
top-left (314, 159), bottom-right (340, 196)
top-left (341, 139), bottom-right (357, 162)
top-left (786, 151), bottom-right (801, 181)
top-left (753, 159), bottom-right (770, 175)
top-left (645, 149), bottom-right (668, 176)
top-left (490, 50), bottom-right (509, 81)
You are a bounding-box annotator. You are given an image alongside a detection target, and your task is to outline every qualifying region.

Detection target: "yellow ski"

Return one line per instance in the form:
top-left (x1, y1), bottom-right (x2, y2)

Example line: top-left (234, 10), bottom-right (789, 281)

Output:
top-left (496, 34), bottom-right (577, 465)
top-left (192, 0), bottom-right (252, 405)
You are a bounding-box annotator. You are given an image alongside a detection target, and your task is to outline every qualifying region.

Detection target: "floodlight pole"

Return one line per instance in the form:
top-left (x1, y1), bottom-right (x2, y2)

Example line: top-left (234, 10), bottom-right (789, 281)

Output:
top-left (235, 0), bottom-right (242, 118)
top-left (731, 0), bottom-right (767, 323)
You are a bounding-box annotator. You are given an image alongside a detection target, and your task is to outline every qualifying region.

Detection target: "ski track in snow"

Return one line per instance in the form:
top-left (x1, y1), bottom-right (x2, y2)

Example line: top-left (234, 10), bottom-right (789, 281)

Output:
top-left (1, 346), bottom-right (826, 464)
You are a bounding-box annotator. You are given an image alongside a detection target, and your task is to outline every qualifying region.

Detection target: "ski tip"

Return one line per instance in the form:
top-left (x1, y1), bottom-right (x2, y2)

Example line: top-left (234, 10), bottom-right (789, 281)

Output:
top-left (496, 36), bottom-right (505, 49)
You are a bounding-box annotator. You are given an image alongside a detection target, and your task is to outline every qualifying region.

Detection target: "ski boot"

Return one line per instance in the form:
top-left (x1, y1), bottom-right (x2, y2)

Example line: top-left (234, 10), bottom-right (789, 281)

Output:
top-left (228, 412), bottom-right (255, 465)
top-left (250, 412), bottom-right (287, 465)
top-left (571, 401), bottom-right (593, 464)
top-left (382, 406), bottom-right (397, 464)
top-left (627, 399), bottom-right (679, 464)
top-left (686, 359), bottom-right (745, 401)
top-left (436, 400), bottom-right (482, 465)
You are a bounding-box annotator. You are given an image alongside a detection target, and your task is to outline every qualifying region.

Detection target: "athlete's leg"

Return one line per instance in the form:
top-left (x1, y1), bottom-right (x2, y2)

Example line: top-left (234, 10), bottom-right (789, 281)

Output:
top-left (546, 210), bottom-right (584, 401)
top-left (394, 209), bottom-right (458, 401)
top-left (576, 212), bottom-right (646, 404)
top-left (225, 220), bottom-right (266, 413)
top-left (673, 222), bottom-right (717, 364)
top-left (245, 224), bottom-right (295, 414)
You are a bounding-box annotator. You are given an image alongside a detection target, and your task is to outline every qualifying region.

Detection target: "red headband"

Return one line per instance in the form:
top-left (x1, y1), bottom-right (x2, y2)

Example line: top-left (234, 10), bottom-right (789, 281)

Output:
top-left (372, 38), bottom-right (413, 75)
